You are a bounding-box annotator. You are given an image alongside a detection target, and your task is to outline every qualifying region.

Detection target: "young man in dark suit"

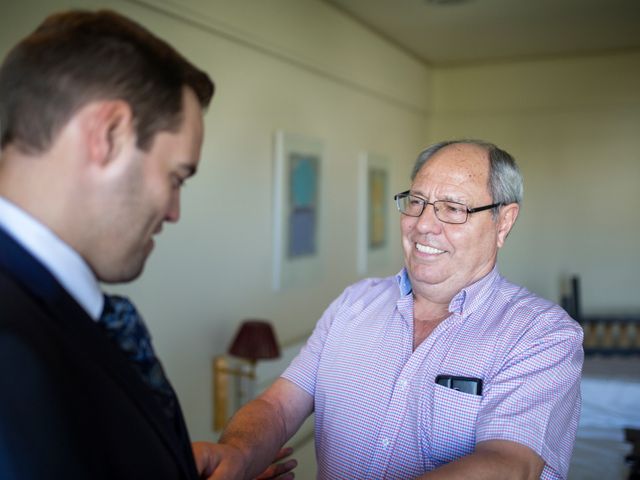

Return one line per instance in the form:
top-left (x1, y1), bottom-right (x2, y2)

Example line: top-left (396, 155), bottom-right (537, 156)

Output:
top-left (0, 10), bottom-right (293, 480)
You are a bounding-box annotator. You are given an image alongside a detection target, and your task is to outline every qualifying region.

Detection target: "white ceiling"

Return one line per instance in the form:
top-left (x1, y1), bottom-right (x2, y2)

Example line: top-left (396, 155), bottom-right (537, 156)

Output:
top-left (324, 0), bottom-right (640, 65)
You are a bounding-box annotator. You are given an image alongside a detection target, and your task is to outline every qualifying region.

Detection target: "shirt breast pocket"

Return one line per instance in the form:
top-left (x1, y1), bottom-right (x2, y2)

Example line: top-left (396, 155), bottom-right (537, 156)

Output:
top-left (425, 383), bottom-right (482, 465)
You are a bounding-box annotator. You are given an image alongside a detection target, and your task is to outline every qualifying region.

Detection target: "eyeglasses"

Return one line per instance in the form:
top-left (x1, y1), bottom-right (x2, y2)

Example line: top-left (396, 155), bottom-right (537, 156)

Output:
top-left (394, 190), bottom-right (502, 224)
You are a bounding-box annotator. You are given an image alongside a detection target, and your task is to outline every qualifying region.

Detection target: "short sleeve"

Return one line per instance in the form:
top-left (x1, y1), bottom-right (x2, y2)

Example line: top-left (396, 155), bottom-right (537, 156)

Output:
top-left (476, 313), bottom-right (584, 479)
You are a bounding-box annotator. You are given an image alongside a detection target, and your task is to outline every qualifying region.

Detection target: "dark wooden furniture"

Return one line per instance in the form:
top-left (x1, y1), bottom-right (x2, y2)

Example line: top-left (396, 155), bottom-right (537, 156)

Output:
top-left (581, 315), bottom-right (640, 356)
top-left (626, 428), bottom-right (640, 479)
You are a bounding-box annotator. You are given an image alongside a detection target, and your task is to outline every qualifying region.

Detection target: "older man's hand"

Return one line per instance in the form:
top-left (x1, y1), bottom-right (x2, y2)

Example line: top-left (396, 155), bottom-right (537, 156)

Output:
top-left (192, 442), bottom-right (297, 480)
top-left (254, 446), bottom-right (297, 480)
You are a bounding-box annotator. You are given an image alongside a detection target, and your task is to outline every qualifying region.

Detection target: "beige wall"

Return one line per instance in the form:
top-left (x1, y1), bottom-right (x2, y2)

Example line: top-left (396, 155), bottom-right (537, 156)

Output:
top-left (431, 52), bottom-right (640, 313)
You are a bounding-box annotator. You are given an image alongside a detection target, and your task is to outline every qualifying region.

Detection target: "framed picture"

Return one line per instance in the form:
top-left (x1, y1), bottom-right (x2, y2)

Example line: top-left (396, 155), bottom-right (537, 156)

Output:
top-left (272, 131), bottom-right (324, 290)
top-left (358, 152), bottom-right (392, 276)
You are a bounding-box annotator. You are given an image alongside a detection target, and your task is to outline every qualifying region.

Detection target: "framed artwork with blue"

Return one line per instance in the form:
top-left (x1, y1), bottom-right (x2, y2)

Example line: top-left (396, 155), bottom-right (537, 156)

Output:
top-left (288, 153), bottom-right (319, 258)
top-left (273, 131), bottom-right (324, 290)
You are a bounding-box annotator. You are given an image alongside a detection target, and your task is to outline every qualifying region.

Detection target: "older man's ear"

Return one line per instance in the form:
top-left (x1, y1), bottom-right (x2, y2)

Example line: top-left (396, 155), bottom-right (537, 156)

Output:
top-left (497, 203), bottom-right (520, 247)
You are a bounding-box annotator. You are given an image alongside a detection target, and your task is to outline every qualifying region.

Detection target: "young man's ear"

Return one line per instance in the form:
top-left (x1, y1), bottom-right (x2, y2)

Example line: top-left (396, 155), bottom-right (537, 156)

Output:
top-left (496, 203), bottom-right (520, 248)
top-left (82, 100), bottom-right (134, 166)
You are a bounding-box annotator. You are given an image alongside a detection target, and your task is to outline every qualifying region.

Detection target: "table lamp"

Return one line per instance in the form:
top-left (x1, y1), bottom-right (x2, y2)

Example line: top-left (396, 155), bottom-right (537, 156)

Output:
top-left (213, 319), bottom-right (280, 431)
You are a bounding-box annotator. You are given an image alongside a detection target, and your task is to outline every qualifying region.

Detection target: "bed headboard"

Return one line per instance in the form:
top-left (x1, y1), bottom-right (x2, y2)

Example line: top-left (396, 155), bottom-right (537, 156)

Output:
top-left (582, 315), bottom-right (640, 356)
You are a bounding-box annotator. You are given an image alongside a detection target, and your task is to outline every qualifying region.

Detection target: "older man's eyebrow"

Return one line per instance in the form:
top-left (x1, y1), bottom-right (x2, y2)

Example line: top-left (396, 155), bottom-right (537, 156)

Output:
top-left (410, 190), bottom-right (467, 204)
top-left (440, 194), bottom-right (467, 203)
top-left (409, 189), bottom-right (428, 199)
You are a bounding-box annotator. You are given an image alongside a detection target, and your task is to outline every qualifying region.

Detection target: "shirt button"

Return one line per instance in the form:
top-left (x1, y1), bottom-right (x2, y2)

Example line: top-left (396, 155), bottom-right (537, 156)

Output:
top-left (399, 379), bottom-right (408, 390)
top-left (381, 438), bottom-right (391, 449)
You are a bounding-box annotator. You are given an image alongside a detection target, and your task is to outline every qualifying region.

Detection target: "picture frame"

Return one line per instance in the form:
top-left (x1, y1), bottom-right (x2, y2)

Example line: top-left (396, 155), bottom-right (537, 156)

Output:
top-left (272, 131), bottom-right (324, 291)
top-left (357, 152), bottom-right (392, 276)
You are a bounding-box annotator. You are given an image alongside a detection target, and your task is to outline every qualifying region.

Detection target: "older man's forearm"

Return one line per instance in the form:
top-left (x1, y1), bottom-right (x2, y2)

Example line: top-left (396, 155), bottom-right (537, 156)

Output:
top-left (210, 378), bottom-right (312, 480)
top-left (418, 440), bottom-right (545, 480)
top-left (217, 397), bottom-right (289, 478)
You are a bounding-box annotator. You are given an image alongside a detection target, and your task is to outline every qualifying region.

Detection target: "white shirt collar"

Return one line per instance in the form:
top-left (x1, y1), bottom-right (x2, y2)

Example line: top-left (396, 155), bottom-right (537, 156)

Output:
top-left (0, 196), bottom-right (103, 320)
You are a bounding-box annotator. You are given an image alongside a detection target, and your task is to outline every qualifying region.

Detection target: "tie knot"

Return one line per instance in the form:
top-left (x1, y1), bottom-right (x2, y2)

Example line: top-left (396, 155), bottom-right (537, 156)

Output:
top-left (100, 294), bottom-right (153, 364)
top-left (102, 294), bottom-right (137, 318)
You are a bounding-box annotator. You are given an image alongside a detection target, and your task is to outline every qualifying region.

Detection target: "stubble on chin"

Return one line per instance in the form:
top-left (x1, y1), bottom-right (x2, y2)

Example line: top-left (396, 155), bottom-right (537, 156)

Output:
top-left (95, 248), bottom-right (149, 284)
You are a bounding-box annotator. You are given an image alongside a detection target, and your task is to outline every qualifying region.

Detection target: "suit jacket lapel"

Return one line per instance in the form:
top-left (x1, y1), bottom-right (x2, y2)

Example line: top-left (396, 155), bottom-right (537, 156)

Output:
top-left (0, 227), bottom-right (197, 479)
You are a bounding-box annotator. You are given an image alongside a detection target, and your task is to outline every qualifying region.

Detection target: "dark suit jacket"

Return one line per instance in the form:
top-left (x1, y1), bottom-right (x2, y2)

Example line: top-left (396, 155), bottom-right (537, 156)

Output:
top-left (0, 227), bottom-right (200, 479)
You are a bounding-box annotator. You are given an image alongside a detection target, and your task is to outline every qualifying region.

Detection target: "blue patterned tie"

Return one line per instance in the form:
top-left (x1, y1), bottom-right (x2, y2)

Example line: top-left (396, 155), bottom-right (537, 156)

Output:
top-left (99, 294), bottom-right (177, 420)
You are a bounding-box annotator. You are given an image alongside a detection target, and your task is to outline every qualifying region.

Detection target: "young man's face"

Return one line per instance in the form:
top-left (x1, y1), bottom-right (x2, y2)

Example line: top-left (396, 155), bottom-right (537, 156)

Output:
top-left (93, 87), bottom-right (204, 283)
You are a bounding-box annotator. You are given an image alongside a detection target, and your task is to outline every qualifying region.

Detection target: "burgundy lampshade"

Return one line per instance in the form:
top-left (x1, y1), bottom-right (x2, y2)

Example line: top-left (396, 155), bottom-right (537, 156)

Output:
top-left (228, 320), bottom-right (280, 362)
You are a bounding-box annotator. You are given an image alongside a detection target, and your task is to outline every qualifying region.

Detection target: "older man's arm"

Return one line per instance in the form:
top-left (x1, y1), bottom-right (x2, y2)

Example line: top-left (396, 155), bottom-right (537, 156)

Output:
top-left (199, 378), bottom-right (314, 480)
top-left (419, 440), bottom-right (545, 480)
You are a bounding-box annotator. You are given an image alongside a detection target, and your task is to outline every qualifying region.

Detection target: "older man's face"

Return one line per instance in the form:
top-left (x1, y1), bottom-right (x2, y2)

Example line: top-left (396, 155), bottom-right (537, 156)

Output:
top-left (401, 143), bottom-right (517, 302)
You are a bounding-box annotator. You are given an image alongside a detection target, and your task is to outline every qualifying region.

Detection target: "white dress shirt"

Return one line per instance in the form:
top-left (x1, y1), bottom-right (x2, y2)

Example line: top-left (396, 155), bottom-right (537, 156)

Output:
top-left (0, 196), bottom-right (103, 319)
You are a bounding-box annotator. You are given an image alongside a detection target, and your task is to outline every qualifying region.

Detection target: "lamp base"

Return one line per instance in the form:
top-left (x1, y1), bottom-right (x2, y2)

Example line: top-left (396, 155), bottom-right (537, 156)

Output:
top-left (212, 356), bottom-right (256, 432)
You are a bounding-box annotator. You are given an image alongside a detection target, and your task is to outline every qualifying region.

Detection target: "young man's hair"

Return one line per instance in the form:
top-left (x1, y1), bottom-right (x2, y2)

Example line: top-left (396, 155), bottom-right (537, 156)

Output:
top-left (0, 9), bottom-right (215, 154)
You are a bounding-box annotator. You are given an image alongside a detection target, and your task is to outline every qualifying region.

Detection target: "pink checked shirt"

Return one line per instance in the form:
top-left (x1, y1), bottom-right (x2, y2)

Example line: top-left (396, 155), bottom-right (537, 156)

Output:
top-left (282, 267), bottom-right (583, 479)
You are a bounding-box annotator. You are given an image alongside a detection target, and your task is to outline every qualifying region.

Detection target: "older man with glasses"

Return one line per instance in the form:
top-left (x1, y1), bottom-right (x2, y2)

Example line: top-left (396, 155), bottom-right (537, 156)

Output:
top-left (203, 139), bottom-right (583, 480)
